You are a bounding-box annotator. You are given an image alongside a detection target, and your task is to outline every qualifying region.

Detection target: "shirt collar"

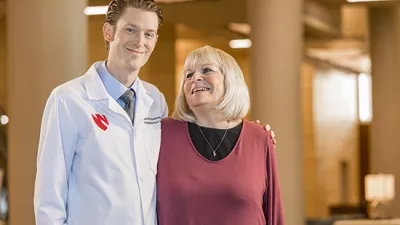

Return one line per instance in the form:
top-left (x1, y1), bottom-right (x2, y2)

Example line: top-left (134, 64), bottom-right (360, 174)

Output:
top-left (97, 60), bottom-right (138, 101)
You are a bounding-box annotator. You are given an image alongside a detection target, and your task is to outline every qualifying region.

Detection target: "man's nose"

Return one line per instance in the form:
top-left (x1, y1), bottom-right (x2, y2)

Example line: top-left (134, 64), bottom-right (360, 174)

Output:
top-left (133, 32), bottom-right (144, 46)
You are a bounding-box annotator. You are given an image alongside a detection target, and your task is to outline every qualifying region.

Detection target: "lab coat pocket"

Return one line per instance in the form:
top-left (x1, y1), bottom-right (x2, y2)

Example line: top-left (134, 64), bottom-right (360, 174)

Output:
top-left (145, 128), bottom-right (161, 174)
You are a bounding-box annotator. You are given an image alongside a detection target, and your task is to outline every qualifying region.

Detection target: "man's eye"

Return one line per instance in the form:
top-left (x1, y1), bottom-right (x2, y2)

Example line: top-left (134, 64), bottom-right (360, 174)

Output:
top-left (126, 28), bottom-right (136, 33)
top-left (145, 33), bottom-right (155, 38)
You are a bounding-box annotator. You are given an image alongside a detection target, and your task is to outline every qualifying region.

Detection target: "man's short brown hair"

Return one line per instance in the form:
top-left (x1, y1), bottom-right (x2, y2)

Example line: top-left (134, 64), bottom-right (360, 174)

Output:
top-left (104, 0), bottom-right (163, 48)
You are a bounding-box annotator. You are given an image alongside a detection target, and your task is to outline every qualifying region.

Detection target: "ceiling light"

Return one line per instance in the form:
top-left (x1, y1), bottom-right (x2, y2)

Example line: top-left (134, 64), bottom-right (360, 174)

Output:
top-left (229, 39), bottom-right (252, 49)
top-left (84, 6), bottom-right (108, 15)
top-left (0, 115), bottom-right (8, 125)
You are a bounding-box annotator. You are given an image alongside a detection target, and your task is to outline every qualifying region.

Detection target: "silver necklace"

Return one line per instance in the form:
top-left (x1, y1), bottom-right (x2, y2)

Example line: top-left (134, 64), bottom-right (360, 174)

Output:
top-left (196, 121), bottom-right (230, 157)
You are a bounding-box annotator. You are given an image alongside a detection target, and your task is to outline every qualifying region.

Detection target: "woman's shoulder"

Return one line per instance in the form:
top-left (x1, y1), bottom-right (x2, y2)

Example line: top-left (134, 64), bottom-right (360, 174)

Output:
top-left (242, 120), bottom-right (275, 158)
top-left (242, 119), bottom-right (273, 143)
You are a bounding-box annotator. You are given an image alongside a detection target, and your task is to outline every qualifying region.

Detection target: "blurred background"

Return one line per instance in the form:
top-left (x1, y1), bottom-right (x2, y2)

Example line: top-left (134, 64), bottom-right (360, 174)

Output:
top-left (0, 0), bottom-right (400, 224)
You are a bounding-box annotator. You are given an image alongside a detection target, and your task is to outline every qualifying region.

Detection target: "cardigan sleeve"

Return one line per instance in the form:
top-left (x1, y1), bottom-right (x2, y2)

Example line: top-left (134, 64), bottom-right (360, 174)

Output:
top-left (263, 133), bottom-right (285, 225)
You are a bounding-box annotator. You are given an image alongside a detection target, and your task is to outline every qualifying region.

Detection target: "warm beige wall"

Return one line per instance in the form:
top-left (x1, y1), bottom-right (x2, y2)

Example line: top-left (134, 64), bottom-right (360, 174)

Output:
top-left (285, 62), bottom-right (360, 219)
top-left (302, 62), bottom-right (320, 218)
top-left (88, 15), bottom-right (108, 65)
top-left (369, 7), bottom-right (400, 216)
top-left (140, 23), bottom-right (176, 115)
top-left (0, 17), bottom-right (6, 110)
top-left (313, 69), bottom-right (360, 217)
top-left (7, 0), bottom-right (88, 223)
top-left (341, 5), bottom-right (367, 39)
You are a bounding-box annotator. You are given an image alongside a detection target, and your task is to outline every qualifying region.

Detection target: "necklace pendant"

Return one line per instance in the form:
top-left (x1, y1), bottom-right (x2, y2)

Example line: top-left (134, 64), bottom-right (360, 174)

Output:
top-left (213, 151), bottom-right (216, 157)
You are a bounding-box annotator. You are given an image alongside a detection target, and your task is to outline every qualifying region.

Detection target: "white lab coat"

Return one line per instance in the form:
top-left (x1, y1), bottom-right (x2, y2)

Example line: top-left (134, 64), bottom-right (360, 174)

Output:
top-left (34, 62), bottom-right (168, 225)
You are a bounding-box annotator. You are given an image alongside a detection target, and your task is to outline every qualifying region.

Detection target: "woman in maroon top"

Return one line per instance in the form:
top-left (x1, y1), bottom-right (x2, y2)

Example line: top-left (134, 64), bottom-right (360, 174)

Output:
top-left (156, 46), bottom-right (285, 225)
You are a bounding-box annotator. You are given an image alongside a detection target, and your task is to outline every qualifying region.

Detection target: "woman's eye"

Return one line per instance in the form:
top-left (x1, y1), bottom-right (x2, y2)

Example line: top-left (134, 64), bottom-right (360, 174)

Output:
top-left (202, 68), bottom-right (213, 73)
top-left (186, 73), bottom-right (194, 79)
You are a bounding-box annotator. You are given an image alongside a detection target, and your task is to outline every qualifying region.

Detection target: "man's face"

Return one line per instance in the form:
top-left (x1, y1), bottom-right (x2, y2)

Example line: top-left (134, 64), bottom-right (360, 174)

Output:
top-left (104, 7), bottom-right (159, 71)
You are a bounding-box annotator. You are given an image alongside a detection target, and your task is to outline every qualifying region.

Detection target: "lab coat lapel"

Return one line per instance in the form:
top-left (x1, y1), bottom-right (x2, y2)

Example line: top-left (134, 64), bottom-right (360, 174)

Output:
top-left (133, 78), bottom-right (154, 136)
top-left (83, 62), bottom-right (131, 121)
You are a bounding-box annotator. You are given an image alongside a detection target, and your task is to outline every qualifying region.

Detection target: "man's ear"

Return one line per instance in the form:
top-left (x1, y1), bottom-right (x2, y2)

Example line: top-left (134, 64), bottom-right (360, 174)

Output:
top-left (103, 23), bottom-right (115, 43)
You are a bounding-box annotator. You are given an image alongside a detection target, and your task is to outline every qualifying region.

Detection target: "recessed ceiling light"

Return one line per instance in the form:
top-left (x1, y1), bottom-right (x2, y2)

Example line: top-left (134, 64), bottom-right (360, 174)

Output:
top-left (229, 39), bottom-right (252, 49)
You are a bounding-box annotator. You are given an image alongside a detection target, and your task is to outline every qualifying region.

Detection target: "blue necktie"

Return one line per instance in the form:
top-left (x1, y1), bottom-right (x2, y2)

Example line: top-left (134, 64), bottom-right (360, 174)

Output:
top-left (119, 89), bottom-right (135, 125)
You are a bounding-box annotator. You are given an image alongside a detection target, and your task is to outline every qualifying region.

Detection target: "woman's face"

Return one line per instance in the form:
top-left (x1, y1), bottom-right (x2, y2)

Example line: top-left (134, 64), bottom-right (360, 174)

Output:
top-left (183, 62), bottom-right (225, 110)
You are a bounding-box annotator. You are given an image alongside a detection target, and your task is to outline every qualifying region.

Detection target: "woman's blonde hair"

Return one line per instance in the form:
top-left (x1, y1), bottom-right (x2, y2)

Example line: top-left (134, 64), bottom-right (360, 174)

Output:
top-left (172, 45), bottom-right (250, 122)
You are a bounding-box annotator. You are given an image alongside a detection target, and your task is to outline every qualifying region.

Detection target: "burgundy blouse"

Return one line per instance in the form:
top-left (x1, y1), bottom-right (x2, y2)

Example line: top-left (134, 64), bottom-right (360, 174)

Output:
top-left (156, 118), bottom-right (285, 225)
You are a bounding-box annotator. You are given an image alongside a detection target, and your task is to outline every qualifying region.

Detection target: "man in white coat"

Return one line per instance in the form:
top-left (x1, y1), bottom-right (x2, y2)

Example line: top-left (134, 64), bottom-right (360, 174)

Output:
top-left (34, 1), bottom-right (166, 224)
top-left (34, 0), bottom-right (275, 224)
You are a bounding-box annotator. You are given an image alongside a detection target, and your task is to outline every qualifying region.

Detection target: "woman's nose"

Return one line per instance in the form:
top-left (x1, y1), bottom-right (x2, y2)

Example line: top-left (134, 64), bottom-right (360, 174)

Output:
top-left (191, 72), bottom-right (203, 82)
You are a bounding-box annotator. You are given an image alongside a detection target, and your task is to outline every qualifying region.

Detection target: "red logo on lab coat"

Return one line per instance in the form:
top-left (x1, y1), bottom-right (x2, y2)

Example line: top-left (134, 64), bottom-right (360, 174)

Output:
top-left (92, 114), bottom-right (109, 131)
